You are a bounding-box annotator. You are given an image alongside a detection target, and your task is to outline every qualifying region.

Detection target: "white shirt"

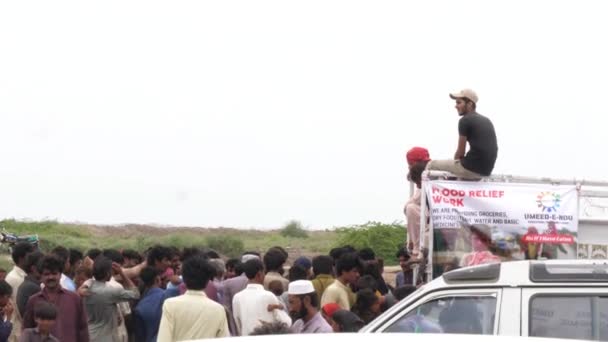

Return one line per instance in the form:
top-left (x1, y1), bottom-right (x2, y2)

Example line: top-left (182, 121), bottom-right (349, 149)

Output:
top-left (60, 273), bottom-right (76, 292)
top-left (232, 283), bottom-right (292, 336)
top-left (158, 290), bottom-right (229, 341)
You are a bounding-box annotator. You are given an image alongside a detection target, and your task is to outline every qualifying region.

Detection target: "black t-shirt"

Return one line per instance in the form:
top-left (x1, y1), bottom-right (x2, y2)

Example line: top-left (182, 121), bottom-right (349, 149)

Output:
top-left (458, 112), bottom-right (498, 176)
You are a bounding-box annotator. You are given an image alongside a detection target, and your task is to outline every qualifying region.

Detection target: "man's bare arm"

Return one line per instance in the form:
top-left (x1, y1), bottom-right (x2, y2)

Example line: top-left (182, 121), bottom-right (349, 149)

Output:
top-left (122, 260), bottom-right (147, 279)
top-left (454, 135), bottom-right (467, 160)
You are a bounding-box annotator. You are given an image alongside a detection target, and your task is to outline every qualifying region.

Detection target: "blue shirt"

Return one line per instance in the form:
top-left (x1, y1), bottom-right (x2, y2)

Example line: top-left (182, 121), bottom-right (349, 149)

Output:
top-left (395, 271), bottom-right (414, 288)
top-left (0, 320), bottom-right (12, 342)
top-left (60, 274), bottom-right (76, 292)
top-left (133, 288), bottom-right (169, 342)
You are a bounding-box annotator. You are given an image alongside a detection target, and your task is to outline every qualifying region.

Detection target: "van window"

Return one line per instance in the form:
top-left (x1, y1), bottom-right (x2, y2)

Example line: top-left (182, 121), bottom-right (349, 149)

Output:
top-left (530, 296), bottom-right (608, 341)
top-left (384, 295), bottom-right (496, 334)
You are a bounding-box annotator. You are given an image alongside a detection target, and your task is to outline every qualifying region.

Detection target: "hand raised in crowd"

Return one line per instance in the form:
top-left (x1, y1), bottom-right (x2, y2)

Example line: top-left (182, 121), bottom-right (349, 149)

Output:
top-left (113, 262), bottom-right (137, 290)
top-left (2, 301), bottom-right (14, 321)
top-left (111, 262), bottom-right (123, 276)
top-left (78, 285), bottom-right (91, 297)
top-left (83, 255), bottom-right (94, 270)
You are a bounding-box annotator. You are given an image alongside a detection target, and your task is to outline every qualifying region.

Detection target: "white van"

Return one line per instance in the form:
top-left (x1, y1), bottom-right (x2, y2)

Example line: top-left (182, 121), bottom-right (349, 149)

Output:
top-left (362, 260), bottom-right (608, 341)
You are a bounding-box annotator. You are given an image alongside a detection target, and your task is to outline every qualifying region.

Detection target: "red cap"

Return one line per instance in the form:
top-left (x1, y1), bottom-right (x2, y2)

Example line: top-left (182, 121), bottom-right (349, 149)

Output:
top-left (322, 303), bottom-right (341, 318)
top-left (406, 147), bottom-right (430, 166)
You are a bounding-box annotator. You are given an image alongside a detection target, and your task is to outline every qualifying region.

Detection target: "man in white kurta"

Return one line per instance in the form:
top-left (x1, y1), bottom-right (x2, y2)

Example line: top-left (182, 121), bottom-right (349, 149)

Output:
top-left (232, 258), bottom-right (291, 335)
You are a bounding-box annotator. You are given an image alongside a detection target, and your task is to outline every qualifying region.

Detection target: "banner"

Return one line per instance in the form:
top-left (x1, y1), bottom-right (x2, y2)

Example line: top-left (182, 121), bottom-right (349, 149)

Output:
top-left (424, 180), bottom-right (579, 275)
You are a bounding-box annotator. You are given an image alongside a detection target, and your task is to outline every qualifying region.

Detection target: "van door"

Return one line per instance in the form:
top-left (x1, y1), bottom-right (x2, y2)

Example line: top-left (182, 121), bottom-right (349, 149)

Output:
top-left (522, 288), bottom-right (608, 341)
top-left (497, 287), bottom-right (521, 336)
top-left (376, 289), bottom-right (502, 335)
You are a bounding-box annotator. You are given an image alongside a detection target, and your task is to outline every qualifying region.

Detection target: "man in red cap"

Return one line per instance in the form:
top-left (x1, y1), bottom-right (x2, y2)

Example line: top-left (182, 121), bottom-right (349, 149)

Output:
top-left (406, 147), bottom-right (430, 168)
top-left (427, 89), bottom-right (498, 178)
top-left (404, 147), bottom-right (431, 257)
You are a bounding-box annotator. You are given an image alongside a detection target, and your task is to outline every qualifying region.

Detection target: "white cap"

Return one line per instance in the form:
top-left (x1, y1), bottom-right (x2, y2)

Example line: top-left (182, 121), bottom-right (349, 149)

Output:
top-left (241, 254), bottom-right (260, 263)
top-left (288, 280), bottom-right (315, 295)
top-left (449, 88), bottom-right (479, 103)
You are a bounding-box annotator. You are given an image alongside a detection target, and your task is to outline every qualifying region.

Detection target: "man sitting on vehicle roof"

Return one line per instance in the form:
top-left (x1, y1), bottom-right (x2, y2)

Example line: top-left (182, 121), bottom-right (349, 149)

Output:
top-left (427, 89), bottom-right (498, 179)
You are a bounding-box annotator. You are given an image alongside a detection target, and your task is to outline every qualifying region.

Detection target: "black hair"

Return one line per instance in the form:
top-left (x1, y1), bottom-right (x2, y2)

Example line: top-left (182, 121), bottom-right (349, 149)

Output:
top-left (180, 247), bottom-right (203, 262)
top-left (298, 291), bottom-right (319, 308)
top-left (34, 301), bottom-right (57, 320)
top-left (140, 266), bottom-right (160, 288)
top-left (225, 258), bottom-right (239, 271)
top-left (332, 310), bottom-right (364, 332)
top-left (263, 248), bottom-right (287, 273)
top-left (86, 248), bottom-right (102, 260)
top-left (288, 264), bottom-right (308, 282)
top-left (356, 275), bottom-right (378, 292)
top-left (182, 255), bottom-right (215, 290)
top-left (168, 246), bottom-right (180, 258)
top-left (0, 280), bottom-right (12, 297)
top-left (69, 248), bottom-right (83, 268)
top-left (409, 161), bottom-right (428, 188)
top-left (122, 249), bottom-right (142, 263)
top-left (329, 247), bottom-right (345, 262)
top-left (102, 249), bottom-right (124, 265)
top-left (37, 255), bottom-right (64, 274)
top-left (352, 288), bottom-right (380, 323)
top-left (92, 256), bottom-right (113, 281)
top-left (250, 322), bottom-right (290, 335)
top-left (205, 250), bottom-right (220, 259)
top-left (362, 261), bottom-right (382, 280)
top-left (312, 255), bottom-right (333, 276)
top-left (396, 247), bottom-right (411, 260)
top-left (358, 248), bottom-right (376, 261)
top-left (342, 245), bottom-right (357, 253)
top-left (147, 245), bottom-right (172, 266)
top-left (392, 285), bottom-right (417, 301)
top-left (270, 246), bottom-right (289, 259)
top-left (330, 246), bottom-right (356, 263)
top-left (12, 242), bottom-right (35, 265)
top-left (336, 252), bottom-right (361, 276)
top-left (243, 258), bottom-right (264, 280)
top-left (51, 246), bottom-right (69, 271)
top-left (24, 251), bottom-right (44, 275)
top-left (234, 261), bottom-right (245, 276)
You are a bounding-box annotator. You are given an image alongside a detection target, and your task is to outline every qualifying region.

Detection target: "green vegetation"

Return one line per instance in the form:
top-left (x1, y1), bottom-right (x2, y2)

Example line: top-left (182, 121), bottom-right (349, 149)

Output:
top-left (206, 236), bottom-right (244, 258)
top-left (280, 220), bottom-right (309, 238)
top-left (333, 221), bottom-right (405, 264)
top-left (0, 219), bottom-right (405, 268)
top-left (0, 219), bottom-right (339, 260)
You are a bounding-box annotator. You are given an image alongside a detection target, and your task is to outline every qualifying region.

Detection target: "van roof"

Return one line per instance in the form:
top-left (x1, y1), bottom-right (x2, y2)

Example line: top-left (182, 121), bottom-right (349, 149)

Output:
top-left (437, 260), bottom-right (608, 288)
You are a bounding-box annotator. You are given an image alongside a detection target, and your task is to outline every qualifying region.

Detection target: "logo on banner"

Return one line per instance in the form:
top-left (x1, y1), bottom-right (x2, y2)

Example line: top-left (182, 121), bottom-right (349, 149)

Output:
top-left (536, 192), bottom-right (561, 213)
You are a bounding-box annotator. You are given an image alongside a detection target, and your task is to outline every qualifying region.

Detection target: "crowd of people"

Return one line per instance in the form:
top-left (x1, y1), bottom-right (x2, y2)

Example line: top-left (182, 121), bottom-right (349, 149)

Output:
top-left (0, 89), bottom-right (500, 341)
top-left (0, 242), bottom-right (422, 342)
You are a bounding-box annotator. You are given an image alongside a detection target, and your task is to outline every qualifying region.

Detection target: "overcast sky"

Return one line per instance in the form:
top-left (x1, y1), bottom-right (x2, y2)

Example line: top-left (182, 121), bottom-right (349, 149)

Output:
top-left (1, 1), bottom-right (607, 229)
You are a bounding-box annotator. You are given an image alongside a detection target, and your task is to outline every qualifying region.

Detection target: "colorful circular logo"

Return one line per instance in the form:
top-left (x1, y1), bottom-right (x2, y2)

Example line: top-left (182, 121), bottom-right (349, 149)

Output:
top-left (536, 192), bottom-right (561, 212)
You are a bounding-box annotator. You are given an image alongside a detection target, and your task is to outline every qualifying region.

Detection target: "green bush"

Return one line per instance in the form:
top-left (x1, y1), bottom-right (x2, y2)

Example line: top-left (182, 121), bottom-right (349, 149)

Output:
top-left (280, 220), bottom-right (309, 238)
top-left (206, 235), bottom-right (244, 258)
top-left (333, 221), bottom-right (405, 264)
